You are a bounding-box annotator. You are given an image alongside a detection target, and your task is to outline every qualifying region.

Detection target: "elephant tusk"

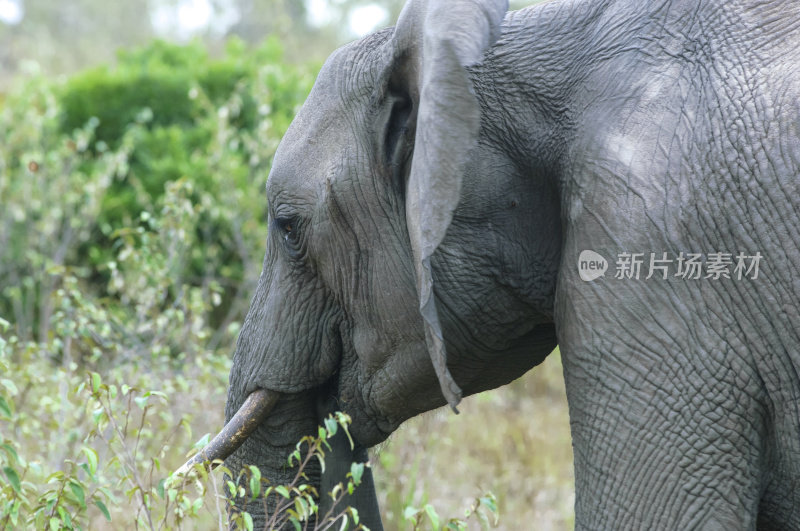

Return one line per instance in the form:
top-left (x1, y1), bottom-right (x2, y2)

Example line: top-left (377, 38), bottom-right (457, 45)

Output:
top-left (174, 388), bottom-right (279, 476)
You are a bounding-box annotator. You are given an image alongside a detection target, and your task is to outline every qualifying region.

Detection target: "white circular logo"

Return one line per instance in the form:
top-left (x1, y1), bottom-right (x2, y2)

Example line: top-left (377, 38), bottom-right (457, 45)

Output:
top-left (578, 250), bottom-right (607, 282)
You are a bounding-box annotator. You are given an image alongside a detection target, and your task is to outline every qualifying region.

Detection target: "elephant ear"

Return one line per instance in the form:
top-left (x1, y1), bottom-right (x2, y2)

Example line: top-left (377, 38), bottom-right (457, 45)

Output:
top-left (392, 0), bottom-right (507, 412)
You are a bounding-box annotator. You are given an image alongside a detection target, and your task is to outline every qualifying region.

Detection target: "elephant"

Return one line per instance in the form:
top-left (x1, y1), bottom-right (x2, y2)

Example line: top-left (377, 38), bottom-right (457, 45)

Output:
top-left (182, 0), bottom-right (800, 528)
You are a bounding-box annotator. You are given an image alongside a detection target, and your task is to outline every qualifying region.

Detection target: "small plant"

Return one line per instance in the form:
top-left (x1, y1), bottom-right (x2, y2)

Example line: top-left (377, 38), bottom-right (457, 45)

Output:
top-left (175, 411), bottom-right (370, 531)
top-left (403, 493), bottom-right (499, 531)
top-left (1, 348), bottom-right (375, 531)
top-left (220, 412), bottom-right (369, 531)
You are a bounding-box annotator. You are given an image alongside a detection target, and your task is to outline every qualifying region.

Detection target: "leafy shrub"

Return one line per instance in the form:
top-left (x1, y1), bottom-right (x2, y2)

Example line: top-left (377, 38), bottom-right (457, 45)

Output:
top-left (0, 42), bottom-right (314, 528)
top-left (0, 175), bottom-right (232, 528)
top-left (0, 38), bottom-right (316, 343)
top-left (0, 324), bottom-right (366, 529)
top-left (0, 176), bottom-right (373, 529)
top-left (59, 38), bottom-right (303, 147)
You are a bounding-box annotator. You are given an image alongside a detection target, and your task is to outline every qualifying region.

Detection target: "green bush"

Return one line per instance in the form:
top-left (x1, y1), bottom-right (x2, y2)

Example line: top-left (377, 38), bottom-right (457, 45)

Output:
top-left (0, 41), bottom-right (320, 527)
top-left (0, 38), bottom-right (316, 342)
top-left (0, 159), bottom-right (374, 529)
top-left (59, 38), bottom-right (302, 146)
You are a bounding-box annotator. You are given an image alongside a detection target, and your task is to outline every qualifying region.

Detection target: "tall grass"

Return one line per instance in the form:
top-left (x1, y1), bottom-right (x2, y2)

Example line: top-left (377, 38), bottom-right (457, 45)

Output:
top-left (375, 350), bottom-right (574, 530)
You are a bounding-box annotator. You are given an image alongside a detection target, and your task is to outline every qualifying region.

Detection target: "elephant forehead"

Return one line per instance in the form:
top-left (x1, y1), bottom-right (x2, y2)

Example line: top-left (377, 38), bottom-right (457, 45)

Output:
top-left (267, 32), bottom-right (391, 203)
top-left (287, 28), bottom-right (390, 138)
top-left (267, 147), bottom-right (349, 209)
top-left (268, 94), bottom-right (360, 204)
top-left (321, 28), bottom-right (392, 100)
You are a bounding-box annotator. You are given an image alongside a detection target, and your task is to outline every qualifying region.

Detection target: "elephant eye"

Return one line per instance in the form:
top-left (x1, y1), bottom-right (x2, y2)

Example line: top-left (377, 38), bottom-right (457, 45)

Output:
top-left (275, 216), bottom-right (295, 236)
top-left (274, 216), bottom-right (302, 253)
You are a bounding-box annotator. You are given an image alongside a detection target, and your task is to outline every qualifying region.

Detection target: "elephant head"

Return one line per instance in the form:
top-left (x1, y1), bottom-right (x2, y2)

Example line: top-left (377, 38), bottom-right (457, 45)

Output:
top-left (179, 0), bottom-right (561, 527)
top-left (180, 0), bottom-right (800, 527)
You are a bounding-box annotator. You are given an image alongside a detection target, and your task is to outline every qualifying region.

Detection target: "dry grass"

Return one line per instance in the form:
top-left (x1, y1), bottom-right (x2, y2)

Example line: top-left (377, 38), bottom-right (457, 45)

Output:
top-left (4, 345), bottom-right (572, 530)
top-left (374, 349), bottom-right (575, 530)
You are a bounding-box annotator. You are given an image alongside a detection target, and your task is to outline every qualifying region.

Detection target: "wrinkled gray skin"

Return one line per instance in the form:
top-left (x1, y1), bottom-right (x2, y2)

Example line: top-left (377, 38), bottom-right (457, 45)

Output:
top-left (223, 0), bottom-right (800, 528)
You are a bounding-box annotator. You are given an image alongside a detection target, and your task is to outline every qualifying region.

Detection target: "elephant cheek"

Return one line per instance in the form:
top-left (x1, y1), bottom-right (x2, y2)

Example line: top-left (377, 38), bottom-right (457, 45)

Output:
top-left (228, 261), bottom-right (343, 403)
top-left (351, 326), bottom-right (390, 375)
top-left (364, 341), bottom-right (440, 426)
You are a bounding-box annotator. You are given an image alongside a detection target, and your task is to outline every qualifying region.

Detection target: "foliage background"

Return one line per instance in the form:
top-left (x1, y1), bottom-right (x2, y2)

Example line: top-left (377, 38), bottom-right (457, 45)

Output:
top-left (0, 0), bottom-right (572, 529)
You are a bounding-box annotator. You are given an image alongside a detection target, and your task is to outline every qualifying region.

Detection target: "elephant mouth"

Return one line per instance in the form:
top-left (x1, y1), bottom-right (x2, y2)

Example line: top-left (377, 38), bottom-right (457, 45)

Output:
top-left (175, 385), bottom-right (390, 476)
top-left (175, 388), bottom-right (280, 475)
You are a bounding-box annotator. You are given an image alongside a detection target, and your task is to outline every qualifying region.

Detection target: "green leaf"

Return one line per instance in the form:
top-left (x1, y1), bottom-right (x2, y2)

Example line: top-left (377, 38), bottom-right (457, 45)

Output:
top-left (349, 462), bottom-right (364, 486)
top-left (1, 379), bottom-right (18, 395)
top-left (1, 443), bottom-right (19, 465)
top-left (7, 499), bottom-right (19, 525)
top-left (293, 495), bottom-right (310, 517)
top-left (479, 494), bottom-right (498, 515)
top-left (90, 372), bottom-right (101, 393)
top-left (403, 506), bottom-right (419, 521)
top-left (290, 517), bottom-right (301, 531)
top-left (424, 504), bottom-right (440, 530)
top-left (94, 499), bottom-right (111, 521)
top-left (69, 481), bottom-right (86, 509)
top-left (57, 506), bottom-right (72, 527)
top-left (49, 517), bottom-right (60, 531)
top-left (324, 416), bottom-right (338, 437)
top-left (3, 466), bottom-right (21, 493)
top-left (242, 511), bottom-right (254, 531)
top-left (248, 465), bottom-right (261, 499)
top-left (82, 447), bottom-right (98, 477)
top-left (275, 485), bottom-right (290, 499)
top-left (47, 471), bottom-right (65, 483)
top-left (0, 396), bottom-right (12, 417)
top-left (338, 417), bottom-right (355, 450)
top-left (289, 449), bottom-right (301, 466)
